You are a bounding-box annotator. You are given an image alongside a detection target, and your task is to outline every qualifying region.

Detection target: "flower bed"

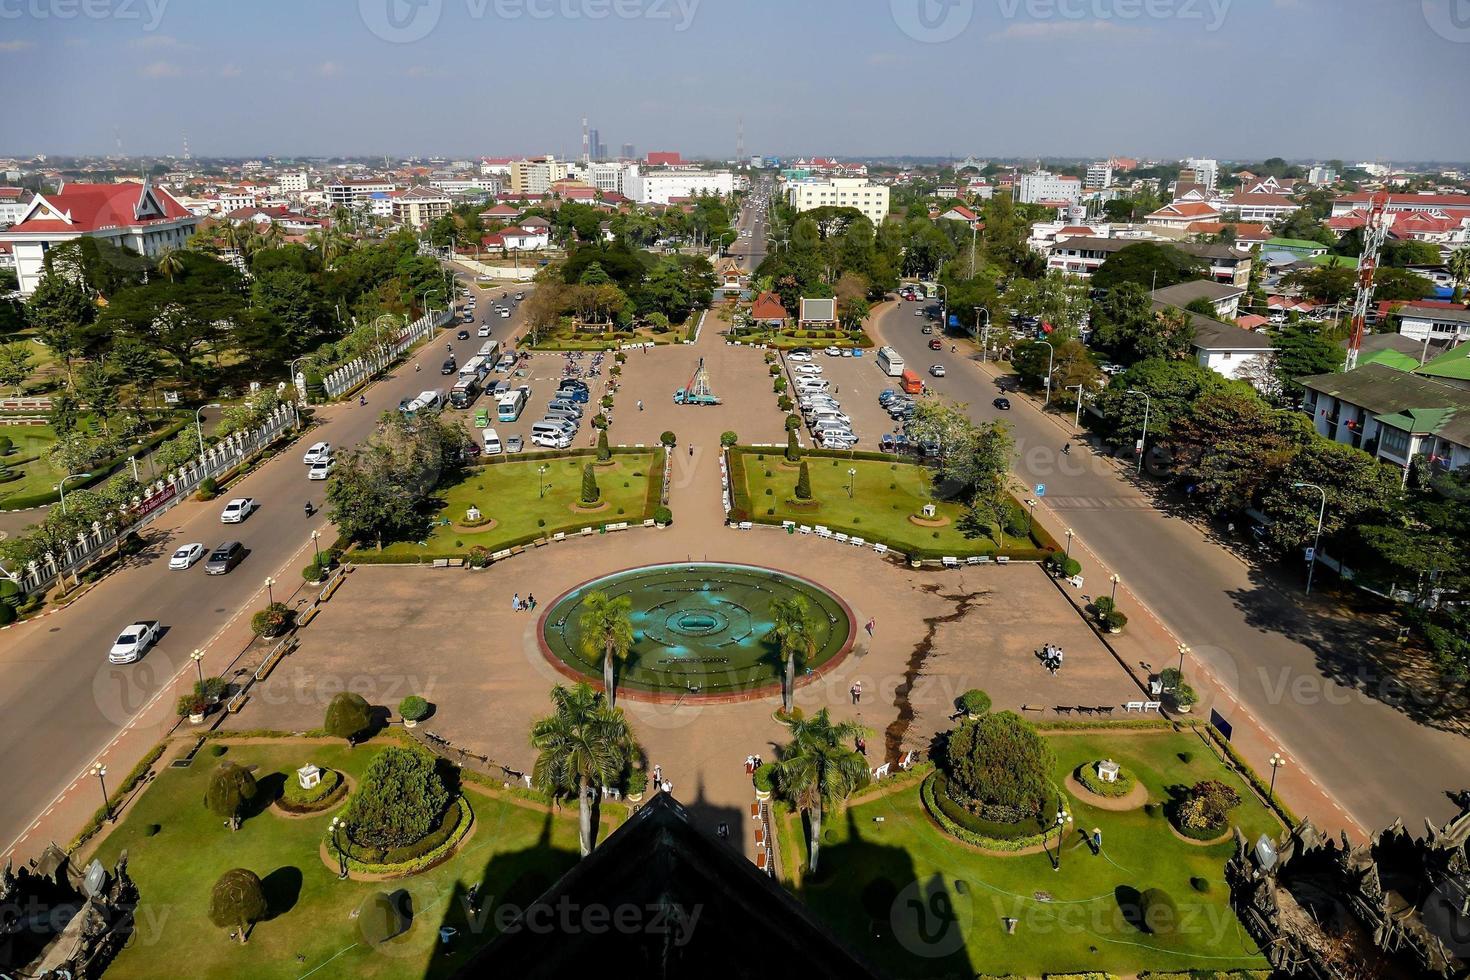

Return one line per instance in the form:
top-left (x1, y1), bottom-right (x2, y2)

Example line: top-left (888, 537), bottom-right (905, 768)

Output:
top-left (920, 772), bottom-right (1053, 852)
top-left (1074, 762), bottom-right (1135, 798)
top-left (334, 795), bottom-right (473, 876)
top-left (275, 769), bottom-right (345, 814)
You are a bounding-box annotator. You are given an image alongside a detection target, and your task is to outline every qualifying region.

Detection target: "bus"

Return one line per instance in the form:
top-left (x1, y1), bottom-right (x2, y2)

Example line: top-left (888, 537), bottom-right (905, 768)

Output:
top-left (458, 355), bottom-right (489, 381)
top-left (497, 387), bottom-right (528, 422)
top-left (449, 376), bottom-right (482, 409)
top-left (477, 340), bottom-right (500, 363)
top-left (876, 346), bottom-right (905, 377)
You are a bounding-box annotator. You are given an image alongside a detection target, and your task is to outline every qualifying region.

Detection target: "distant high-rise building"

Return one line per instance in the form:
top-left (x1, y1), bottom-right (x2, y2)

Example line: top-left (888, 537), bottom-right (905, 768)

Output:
top-left (1182, 157), bottom-right (1219, 190)
top-left (620, 143), bottom-right (635, 160)
top-left (1085, 161), bottom-right (1113, 189)
top-left (589, 128), bottom-right (604, 162)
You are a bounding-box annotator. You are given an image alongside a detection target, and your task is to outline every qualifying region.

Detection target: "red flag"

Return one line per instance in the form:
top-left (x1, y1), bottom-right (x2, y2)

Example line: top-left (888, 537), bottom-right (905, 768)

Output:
top-left (1041, 321), bottom-right (1054, 334)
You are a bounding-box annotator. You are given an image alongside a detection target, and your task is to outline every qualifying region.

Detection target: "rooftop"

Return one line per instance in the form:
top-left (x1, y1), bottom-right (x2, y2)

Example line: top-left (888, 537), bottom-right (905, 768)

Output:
top-left (1151, 280), bottom-right (1246, 307)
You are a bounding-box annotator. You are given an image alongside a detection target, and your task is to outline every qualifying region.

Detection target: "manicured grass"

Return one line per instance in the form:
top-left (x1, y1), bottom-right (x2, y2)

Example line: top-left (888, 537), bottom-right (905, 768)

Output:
top-left (777, 728), bottom-right (1276, 978)
top-left (92, 738), bottom-right (596, 979)
top-left (372, 451), bottom-right (660, 559)
top-left (0, 424), bottom-right (63, 503)
top-left (735, 451), bottom-right (1033, 556)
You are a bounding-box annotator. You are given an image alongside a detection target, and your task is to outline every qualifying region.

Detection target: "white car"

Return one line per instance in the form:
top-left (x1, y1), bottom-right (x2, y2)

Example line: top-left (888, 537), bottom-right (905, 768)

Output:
top-left (930, 364), bottom-right (946, 377)
top-left (499, 309), bottom-right (511, 318)
top-left (794, 364), bottom-right (823, 376)
top-left (824, 346), bottom-right (843, 357)
top-left (109, 621), bottom-right (160, 664)
top-left (786, 351), bottom-right (813, 362)
top-left (307, 459), bottom-right (334, 480)
top-left (477, 325), bottom-right (491, 337)
top-left (168, 543), bottom-right (205, 569)
top-left (220, 498), bottom-right (257, 523)
top-left (303, 442), bottom-right (332, 465)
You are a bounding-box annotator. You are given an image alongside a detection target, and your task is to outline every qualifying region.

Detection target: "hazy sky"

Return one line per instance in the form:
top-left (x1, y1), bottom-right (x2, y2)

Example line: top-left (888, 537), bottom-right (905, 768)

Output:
top-left (2, 0), bottom-right (1468, 162)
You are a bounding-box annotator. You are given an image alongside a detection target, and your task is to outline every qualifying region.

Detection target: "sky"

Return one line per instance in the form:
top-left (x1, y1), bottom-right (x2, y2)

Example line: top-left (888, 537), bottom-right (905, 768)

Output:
top-left (1, 0), bottom-right (1468, 162)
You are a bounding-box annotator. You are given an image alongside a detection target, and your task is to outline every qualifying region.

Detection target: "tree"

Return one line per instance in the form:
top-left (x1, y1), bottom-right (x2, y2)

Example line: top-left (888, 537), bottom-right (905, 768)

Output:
top-left (785, 427), bottom-right (801, 463)
top-left (342, 745), bottom-right (450, 849)
top-left (1091, 242), bottom-right (1203, 291)
top-left (1169, 391), bottom-right (1314, 515)
top-left (769, 594), bottom-right (818, 714)
top-left (1096, 359), bottom-right (1240, 444)
top-left (1448, 247), bottom-right (1470, 301)
top-left (794, 460), bottom-right (812, 500)
top-left (1373, 267), bottom-right (1434, 302)
top-left (324, 691), bottom-right (372, 747)
top-left (208, 868), bottom-right (268, 943)
top-left (74, 360), bottom-right (119, 435)
top-left (25, 272), bottom-right (95, 383)
top-left (530, 682), bottom-right (637, 856)
top-left (774, 708), bottom-right (868, 873)
top-left (578, 591), bottom-right (633, 706)
top-left (595, 427), bottom-right (611, 462)
top-left (0, 341), bottom-right (33, 396)
top-left (580, 463), bottom-right (600, 504)
top-left (204, 762), bottom-right (258, 831)
top-left (943, 711), bottom-right (1055, 823)
top-left (1259, 440), bottom-right (1401, 552)
top-left (326, 413), bottom-right (465, 549)
top-left (1272, 325), bottom-right (1344, 399)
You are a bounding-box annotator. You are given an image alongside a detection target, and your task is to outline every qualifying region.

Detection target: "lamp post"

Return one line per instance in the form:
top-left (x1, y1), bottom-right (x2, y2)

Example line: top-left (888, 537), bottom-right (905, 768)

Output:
top-left (1125, 389), bottom-right (1151, 476)
top-left (56, 472), bottom-right (93, 515)
top-left (1066, 384), bottom-right (1086, 427)
top-left (1052, 801), bottom-right (1073, 871)
top-left (191, 648), bottom-right (205, 687)
top-left (311, 530), bottom-right (321, 564)
top-left (195, 403), bottom-right (223, 456)
top-left (1267, 753), bottom-right (1286, 802)
top-left (1292, 482), bottom-right (1327, 595)
top-left (1038, 339), bottom-right (1056, 407)
top-left (538, 464), bottom-right (550, 499)
top-left (847, 467), bottom-right (857, 499)
top-left (264, 576), bottom-right (276, 607)
top-left (329, 815), bottom-right (349, 879)
top-left (974, 306), bottom-right (991, 361)
top-left (933, 282), bottom-right (948, 333)
top-left (1025, 498), bottom-right (1036, 534)
top-left (1065, 528), bottom-right (1074, 558)
top-left (91, 763), bottom-right (110, 822)
top-left (1109, 574), bottom-right (1120, 604)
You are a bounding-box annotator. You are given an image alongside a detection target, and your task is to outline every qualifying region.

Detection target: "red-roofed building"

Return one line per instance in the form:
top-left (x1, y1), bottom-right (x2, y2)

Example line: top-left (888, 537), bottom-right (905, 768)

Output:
top-left (1332, 192), bottom-right (1470, 220)
top-left (645, 151), bottom-right (683, 167)
top-left (1145, 200), bottom-right (1222, 228)
top-left (750, 291), bottom-right (788, 326)
top-left (1, 179), bottom-right (199, 295)
top-left (937, 205), bottom-right (980, 227)
top-left (479, 203), bottom-right (521, 221)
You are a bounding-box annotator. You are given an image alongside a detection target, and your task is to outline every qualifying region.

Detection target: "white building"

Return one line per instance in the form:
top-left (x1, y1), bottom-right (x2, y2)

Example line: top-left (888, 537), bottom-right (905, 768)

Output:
top-left (581, 161), bottom-right (637, 196)
top-left (631, 168), bottom-right (735, 206)
top-left (277, 172), bottom-right (309, 194)
top-left (0, 188), bottom-right (31, 226)
top-left (391, 187), bottom-right (453, 229)
top-left (327, 179), bottom-right (395, 208)
top-left (1085, 161), bottom-right (1113, 190)
top-left (1301, 363), bottom-right (1470, 475)
top-left (0, 179), bottom-right (199, 295)
top-left (1396, 305), bottom-right (1470, 345)
top-left (1018, 171), bottom-right (1081, 205)
top-left (217, 190), bottom-right (256, 214)
top-left (509, 156), bottom-right (570, 196)
top-left (1182, 158), bottom-right (1219, 190)
top-left (784, 176), bottom-right (889, 225)
top-left (429, 177), bottom-right (503, 196)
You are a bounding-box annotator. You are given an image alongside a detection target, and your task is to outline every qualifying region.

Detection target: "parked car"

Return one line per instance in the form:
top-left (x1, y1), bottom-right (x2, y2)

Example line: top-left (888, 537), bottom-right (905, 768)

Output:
top-left (794, 364), bottom-right (823, 376)
top-left (204, 541), bottom-right (245, 575)
top-left (303, 441), bottom-right (332, 465)
top-left (786, 350), bottom-right (813, 362)
top-left (928, 339), bottom-right (943, 350)
top-left (109, 621), bottom-right (160, 664)
top-left (823, 347), bottom-right (842, 357)
top-left (168, 543), bottom-right (204, 570)
top-left (993, 397), bottom-right (1011, 410)
top-left (307, 458), bottom-right (334, 480)
top-left (219, 498), bottom-right (257, 523)
top-left (506, 435), bottom-right (524, 453)
top-left (929, 364), bottom-right (946, 377)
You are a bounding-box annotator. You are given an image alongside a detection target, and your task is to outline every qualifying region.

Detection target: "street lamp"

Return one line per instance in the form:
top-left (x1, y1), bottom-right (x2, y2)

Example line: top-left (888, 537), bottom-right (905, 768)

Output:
top-left (1292, 482), bottom-right (1327, 596)
top-left (91, 763), bottom-right (110, 823)
top-left (311, 530), bottom-right (321, 564)
top-left (1038, 339), bottom-right (1056, 407)
top-left (1109, 574), bottom-right (1120, 604)
top-left (191, 648), bottom-right (205, 687)
top-left (195, 403), bottom-right (223, 456)
top-left (1052, 801), bottom-right (1073, 871)
top-left (974, 306), bottom-right (991, 361)
top-left (1267, 753), bottom-right (1286, 802)
top-left (56, 472), bottom-right (93, 515)
top-left (847, 467), bottom-right (857, 499)
top-left (1066, 384), bottom-right (1085, 427)
top-left (1025, 498), bottom-right (1036, 534)
top-left (538, 464), bottom-right (550, 499)
top-left (1125, 389), bottom-right (1151, 476)
top-left (1065, 528), bottom-right (1074, 558)
top-left (1177, 643), bottom-right (1189, 677)
top-left (329, 815), bottom-right (349, 879)
top-left (933, 282), bottom-right (948, 333)
top-left (264, 576), bottom-right (276, 606)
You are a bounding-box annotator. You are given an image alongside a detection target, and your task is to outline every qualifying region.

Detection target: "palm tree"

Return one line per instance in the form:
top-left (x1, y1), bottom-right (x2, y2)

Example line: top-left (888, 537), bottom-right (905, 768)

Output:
top-left (1449, 247), bottom-right (1470, 302)
top-left (578, 590), bottom-right (634, 705)
top-left (529, 682), bottom-right (636, 856)
top-left (155, 247), bottom-right (185, 282)
top-left (769, 595), bottom-right (818, 715)
top-left (775, 709), bottom-right (869, 874)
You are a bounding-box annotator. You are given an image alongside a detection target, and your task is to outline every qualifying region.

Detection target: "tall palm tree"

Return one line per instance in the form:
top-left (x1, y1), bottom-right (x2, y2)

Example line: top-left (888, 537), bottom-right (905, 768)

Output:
top-left (529, 682), bottom-right (636, 856)
top-left (775, 709), bottom-right (869, 874)
top-left (770, 595), bottom-right (818, 714)
top-left (578, 590), bottom-right (634, 705)
top-left (155, 247), bottom-right (185, 282)
top-left (1449, 247), bottom-right (1470, 302)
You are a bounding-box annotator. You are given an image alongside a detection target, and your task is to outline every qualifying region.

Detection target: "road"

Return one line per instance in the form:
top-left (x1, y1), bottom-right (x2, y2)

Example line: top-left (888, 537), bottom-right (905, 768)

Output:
top-left (872, 299), bottom-right (1470, 830)
top-left (0, 277), bottom-right (531, 854)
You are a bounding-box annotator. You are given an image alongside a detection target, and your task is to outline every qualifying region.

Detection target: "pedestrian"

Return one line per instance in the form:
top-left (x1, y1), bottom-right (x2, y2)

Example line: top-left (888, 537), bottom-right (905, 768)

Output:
top-left (865, 617), bottom-right (876, 637)
top-left (1091, 828), bottom-right (1102, 855)
top-left (688, 445), bottom-right (694, 457)
top-left (753, 754), bottom-right (761, 769)
top-left (653, 764), bottom-right (662, 784)
top-left (661, 780), bottom-right (672, 794)
top-left (744, 755), bottom-right (754, 774)
top-left (851, 681), bottom-right (862, 705)
top-left (1055, 647), bottom-right (1064, 670)
top-left (856, 736), bottom-right (867, 756)
top-left (637, 400), bottom-right (644, 411)
top-left (512, 592), bottom-right (521, 611)
top-left (527, 593), bottom-right (536, 610)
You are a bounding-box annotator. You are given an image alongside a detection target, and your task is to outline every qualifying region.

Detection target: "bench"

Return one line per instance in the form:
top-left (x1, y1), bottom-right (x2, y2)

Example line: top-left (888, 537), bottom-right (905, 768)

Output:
top-left (581, 527), bottom-right (593, 536)
top-left (296, 606), bottom-right (320, 628)
top-left (966, 556), bottom-right (982, 565)
top-left (781, 521), bottom-right (796, 529)
top-left (873, 542), bottom-right (888, 554)
top-left (643, 519), bottom-right (655, 528)
top-left (897, 750), bottom-right (917, 770)
top-left (432, 558), bottom-right (450, 568)
top-left (799, 525), bottom-right (812, 534)
top-left (815, 527), bottom-right (832, 539)
top-left (850, 537), bottom-right (864, 547)
top-left (553, 532), bottom-right (566, 541)
top-left (491, 549), bottom-right (513, 561)
top-left (750, 802), bottom-right (760, 820)
top-left (995, 555), bottom-right (1010, 564)
top-left (1055, 705), bottom-right (1075, 716)
top-left (871, 762), bottom-right (892, 780)
top-left (739, 521), bottom-right (753, 530)
top-left (834, 532), bottom-right (849, 543)
top-left (941, 556), bottom-right (960, 568)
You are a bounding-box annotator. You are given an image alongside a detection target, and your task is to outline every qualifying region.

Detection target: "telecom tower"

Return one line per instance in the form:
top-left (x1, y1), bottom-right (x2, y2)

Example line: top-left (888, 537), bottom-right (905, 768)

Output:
top-left (736, 116), bottom-right (745, 164)
top-left (1343, 190), bottom-right (1391, 372)
top-left (581, 116), bottom-right (590, 165)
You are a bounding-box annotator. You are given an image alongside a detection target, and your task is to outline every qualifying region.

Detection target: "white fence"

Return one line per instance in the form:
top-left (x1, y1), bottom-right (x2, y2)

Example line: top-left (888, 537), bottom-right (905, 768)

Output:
top-left (7, 404), bottom-right (300, 597)
top-left (319, 308), bottom-right (453, 400)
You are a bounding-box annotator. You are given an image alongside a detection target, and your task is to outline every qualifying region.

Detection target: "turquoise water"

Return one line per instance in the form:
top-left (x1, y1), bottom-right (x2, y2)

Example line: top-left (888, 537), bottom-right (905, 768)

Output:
top-left (542, 563), bottom-right (852, 696)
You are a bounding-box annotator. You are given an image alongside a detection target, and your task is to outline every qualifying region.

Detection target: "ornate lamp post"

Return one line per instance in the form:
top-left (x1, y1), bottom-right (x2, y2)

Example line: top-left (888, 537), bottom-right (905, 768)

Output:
top-left (329, 815), bottom-right (349, 879)
top-left (91, 763), bottom-right (110, 822)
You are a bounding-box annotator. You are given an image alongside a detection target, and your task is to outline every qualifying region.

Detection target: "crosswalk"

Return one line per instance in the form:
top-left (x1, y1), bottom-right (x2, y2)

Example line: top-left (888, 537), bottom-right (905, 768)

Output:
top-left (1032, 495), bottom-right (1157, 512)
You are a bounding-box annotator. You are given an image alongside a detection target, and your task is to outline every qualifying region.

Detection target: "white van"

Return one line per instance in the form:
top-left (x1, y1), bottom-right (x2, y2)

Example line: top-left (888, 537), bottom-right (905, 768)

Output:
top-left (531, 421), bottom-right (574, 448)
top-left (811, 409), bottom-right (851, 426)
top-left (482, 427), bottom-right (502, 455)
top-left (795, 378), bottom-right (831, 393)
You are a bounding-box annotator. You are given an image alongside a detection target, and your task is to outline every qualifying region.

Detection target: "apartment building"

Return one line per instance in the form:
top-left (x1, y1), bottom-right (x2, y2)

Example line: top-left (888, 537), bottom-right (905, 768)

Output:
top-left (1047, 236), bottom-right (1253, 286)
top-left (391, 186), bottom-right (453, 228)
top-left (509, 156), bottom-right (570, 196)
top-left (632, 168), bottom-right (734, 205)
top-left (326, 179), bottom-right (395, 208)
top-left (429, 177), bottom-right (503, 196)
top-left (785, 176), bottom-right (889, 225)
top-left (1181, 158), bottom-right (1219, 190)
top-left (1018, 170), bottom-right (1081, 205)
top-left (1085, 161), bottom-right (1113, 190)
top-left (277, 172), bottom-right (309, 194)
top-left (1301, 363), bottom-right (1470, 474)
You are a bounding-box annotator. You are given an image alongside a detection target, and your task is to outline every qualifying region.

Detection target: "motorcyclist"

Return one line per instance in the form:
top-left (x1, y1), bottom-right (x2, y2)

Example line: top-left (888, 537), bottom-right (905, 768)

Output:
top-left (304, 501), bottom-right (314, 517)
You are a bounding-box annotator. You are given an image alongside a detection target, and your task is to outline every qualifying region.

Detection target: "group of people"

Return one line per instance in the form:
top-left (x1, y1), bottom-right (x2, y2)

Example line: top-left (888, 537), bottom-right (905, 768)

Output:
top-left (742, 754), bottom-right (764, 774)
top-left (512, 592), bottom-right (537, 612)
top-left (1041, 643), bottom-right (1065, 675)
top-left (652, 763), bottom-right (672, 794)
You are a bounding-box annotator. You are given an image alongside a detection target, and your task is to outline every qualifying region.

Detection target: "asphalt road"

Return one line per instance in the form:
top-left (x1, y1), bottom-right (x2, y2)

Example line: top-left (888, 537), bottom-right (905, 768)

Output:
top-left (873, 299), bottom-right (1470, 830)
top-left (0, 276), bottom-right (530, 851)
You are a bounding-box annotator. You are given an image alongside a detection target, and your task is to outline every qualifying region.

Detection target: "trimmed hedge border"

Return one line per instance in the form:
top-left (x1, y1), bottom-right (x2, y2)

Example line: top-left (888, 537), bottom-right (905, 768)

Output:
top-left (1035, 718), bottom-right (1176, 732)
top-left (70, 742), bottom-right (167, 849)
top-left (335, 795), bottom-right (473, 877)
top-left (1199, 723), bottom-right (1299, 829)
top-left (276, 768), bottom-right (345, 813)
top-left (1075, 762), bottom-right (1135, 798)
top-left (1136, 971), bottom-right (1272, 979)
top-left (920, 772), bottom-right (1052, 852)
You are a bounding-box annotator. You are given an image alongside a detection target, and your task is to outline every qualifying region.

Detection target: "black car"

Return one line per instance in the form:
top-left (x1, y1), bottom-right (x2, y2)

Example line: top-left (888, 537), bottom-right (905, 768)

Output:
top-left (441, 358), bottom-right (457, 375)
top-left (993, 397), bottom-right (1011, 410)
top-left (456, 329), bottom-right (470, 340)
top-left (204, 541), bottom-right (244, 575)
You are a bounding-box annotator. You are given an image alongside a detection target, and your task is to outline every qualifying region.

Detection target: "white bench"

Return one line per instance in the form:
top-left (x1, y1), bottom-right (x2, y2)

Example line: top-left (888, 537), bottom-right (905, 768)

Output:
top-left (966, 556), bottom-right (983, 565)
top-left (1144, 700), bottom-right (1162, 711)
top-left (873, 542), bottom-right (888, 554)
top-left (941, 556), bottom-right (960, 568)
top-left (815, 527), bottom-right (832, 539)
top-left (799, 525), bottom-right (812, 535)
top-left (552, 532), bottom-right (566, 542)
top-left (897, 750), bottom-right (917, 770)
top-left (834, 532), bottom-right (849, 543)
top-left (643, 519), bottom-right (655, 528)
top-left (996, 555), bottom-right (1010, 564)
top-left (1068, 574), bottom-right (1084, 588)
top-left (491, 549), bottom-right (512, 561)
top-left (781, 521), bottom-right (796, 529)
top-left (850, 537), bottom-right (864, 547)
top-left (871, 762), bottom-right (891, 780)
top-left (739, 521), bottom-right (753, 530)
top-left (581, 527), bottom-right (593, 536)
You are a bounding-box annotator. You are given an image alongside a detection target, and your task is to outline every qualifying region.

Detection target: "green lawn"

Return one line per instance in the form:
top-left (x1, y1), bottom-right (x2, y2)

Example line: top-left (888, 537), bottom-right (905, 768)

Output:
top-left (735, 450), bottom-right (1038, 557)
top-left (777, 728), bottom-right (1276, 978)
top-left (92, 738), bottom-right (596, 979)
top-left (372, 451), bottom-right (661, 559)
top-left (0, 424), bottom-right (63, 504)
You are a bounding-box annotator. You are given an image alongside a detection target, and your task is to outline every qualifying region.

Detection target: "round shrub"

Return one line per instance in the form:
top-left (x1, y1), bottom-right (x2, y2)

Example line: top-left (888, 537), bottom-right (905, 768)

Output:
top-left (398, 696), bottom-right (430, 722)
top-left (1172, 779), bottom-right (1240, 838)
top-left (1190, 876), bottom-right (1211, 893)
top-left (144, 823), bottom-right (161, 837)
top-left (342, 746), bottom-right (450, 850)
top-left (0, 435), bottom-right (12, 455)
top-left (324, 691), bottom-right (372, 746)
top-left (250, 602), bottom-right (293, 638)
top-left (205, 763), bottom-right (258, 830)
top-left (753, 763), bottom-right (776, 793)
top-left (1048, 553), bottom-right (1082, 578)
top-left (208, 868), bottom-right (267, 941)
top-left (210, 744), bottom-right (228, 757)
top-left (958, 689), bottom-right (991, 717)
top-left (659, 431), bottom-right (676, 447)
top-left (653, 505), bottom-right (672, 525)
top-left (1075, 762), bottom-right (1135, 799)
top-left (196, 476), bottom-right (218, 500)
top-left (942, 711), bottom-right (1054, 824)
top-left (720, 430), bottom-right (738, 447)
top-left (0, 603), bottom-right (14, 626)
top-left (357, 891), bottom-right (411, 945)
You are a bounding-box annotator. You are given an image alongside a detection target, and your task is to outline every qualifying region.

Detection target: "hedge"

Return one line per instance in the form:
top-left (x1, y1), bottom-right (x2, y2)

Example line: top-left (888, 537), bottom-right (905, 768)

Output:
top-left (279, 767), bottom-right (343, 809)
top-left (1075, 762), bottom-right (1135, 798)
top-left (1035, 717), bottom-right (1176, 732)
top-left (1137, 972), bottom-right (1271, 980)
top-left (459, 768), bottom-right (554, 806)
top-left (920, 773), bottom-right (1053, 852)
top-left (1200, 723), bottom-right (1299, 829)
top-left (336, 795), bottom-right (472, 875)
top-left (71, 742), bottom-right (168, 848)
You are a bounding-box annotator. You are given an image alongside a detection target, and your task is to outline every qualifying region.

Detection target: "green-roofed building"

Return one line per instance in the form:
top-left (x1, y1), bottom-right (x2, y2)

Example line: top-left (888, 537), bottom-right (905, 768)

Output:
top-left (1300, 362), bottom-right (1470, 474)
top-left (1417, 343), bottom-right (1470, 386)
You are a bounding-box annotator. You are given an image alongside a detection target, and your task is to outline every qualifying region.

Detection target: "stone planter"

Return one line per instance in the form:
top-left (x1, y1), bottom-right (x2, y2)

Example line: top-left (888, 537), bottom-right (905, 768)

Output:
top-left (627, 792), bottom-right (644, 804)
top-left (1107, 626), bottom-right (1122, 635)
top-left (755, 787), bottom-right (772, 803)
top-left (188, 712), bottom-right (206, 725)
top-left (1173, 703), bottom-right (1193, 714)
top-left (403, 718), bottom-right (418, 729)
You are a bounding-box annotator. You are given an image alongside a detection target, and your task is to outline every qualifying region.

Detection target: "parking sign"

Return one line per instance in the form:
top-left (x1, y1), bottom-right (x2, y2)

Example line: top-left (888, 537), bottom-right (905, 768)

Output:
top-left (1035, 484), bottom-right (1046, 497)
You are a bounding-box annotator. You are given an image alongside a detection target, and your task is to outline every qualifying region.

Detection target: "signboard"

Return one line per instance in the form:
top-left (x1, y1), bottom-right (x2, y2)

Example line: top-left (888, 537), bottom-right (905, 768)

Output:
top-left (1304, 546), bottom-right (1315, 563)
top-left (948, 314), bottom-right (959, 328)
top-left (1035, 484), bottom-right (1046, 497)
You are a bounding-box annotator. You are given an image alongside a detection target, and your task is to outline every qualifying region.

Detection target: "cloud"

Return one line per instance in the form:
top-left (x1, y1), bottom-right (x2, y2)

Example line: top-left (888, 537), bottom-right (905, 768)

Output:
top-left (990, 19), bottom-right (1151, 40)
top-left (0, 40), bottom-right (36, 52)
top-left (219, 64), bottom-right (243, 78)
top-left (316, 61), bottom-right (342, 77)
top-left (866, 51), bottom-right (903, 66)
top-left (141, 61), bottom-right (183, 78)
top-left (130, 34), bottom-right (193, 50)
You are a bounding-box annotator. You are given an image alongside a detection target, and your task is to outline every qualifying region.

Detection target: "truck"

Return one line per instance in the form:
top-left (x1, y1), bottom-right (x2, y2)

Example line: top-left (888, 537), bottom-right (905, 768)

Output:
top-left (899, 369), bottom-right (924, 395)
top-left (876, 346), bottom-right (905, 377)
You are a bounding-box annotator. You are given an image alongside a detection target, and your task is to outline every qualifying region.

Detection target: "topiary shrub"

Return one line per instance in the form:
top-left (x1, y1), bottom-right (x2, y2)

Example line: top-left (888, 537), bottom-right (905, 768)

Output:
top-left (399, 696), bottom-right (430, 722)
top-left (1047, 553), bottom-right (1082, 578)
top-left (302, 559), bottom-right (324, 583)
top-left (720, 430), bottom-right (738, 448)
top-left (0, 435), bottom-right (12, 455)
top-left (1190, 876), bottom-right (1211, 893)
top-left (776, 395), bottom-right (793, 412)
top-left (785, 428), bottom-right (801, 462)
top-left (784, 413), bottom-right (801, 431)
top-left (942, 711), bottom-right (1054, 824)
top-left (210, 744), bottom-right (228, 757)
top-left (653, 505), bottom-right (672, 525)
top-left (596, 428), bottom-right (611, 462)
top-left (196, 476), bottom-right (218, 501)
top-left (208, 868), bottom-right (267, 942)
top-left (1002, 501), bottom-right (1029, 538)
top-left (753, 763), bottom-right (776, 793)
top-left (250, 602), bottom-right (293, 638)
top-left (0, 603), bottom-right (14, 626)
top-left (958, 689), bottom-right (991, 717)
top-left (357, 890), bottom-right (411, 945)
top-left (342, 746), bottom-right (450, 851)
top-left (794, 460), bottom-right (812, 500)
top-left (580, 463), bottom-right (600, 505)
top-left (659, 430), bottom-right (676, 447)
top-left (324, 691), bottom-right (372, 747)
top-left (1139, 887), bottom-right (1178, 935)
top-left (205, 762), bottom-right (258, 831)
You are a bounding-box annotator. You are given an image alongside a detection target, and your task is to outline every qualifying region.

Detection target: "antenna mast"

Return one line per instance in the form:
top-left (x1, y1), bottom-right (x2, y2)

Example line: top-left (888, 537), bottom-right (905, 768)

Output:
top-left (1343, 190), bottom-right (1390, 372)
